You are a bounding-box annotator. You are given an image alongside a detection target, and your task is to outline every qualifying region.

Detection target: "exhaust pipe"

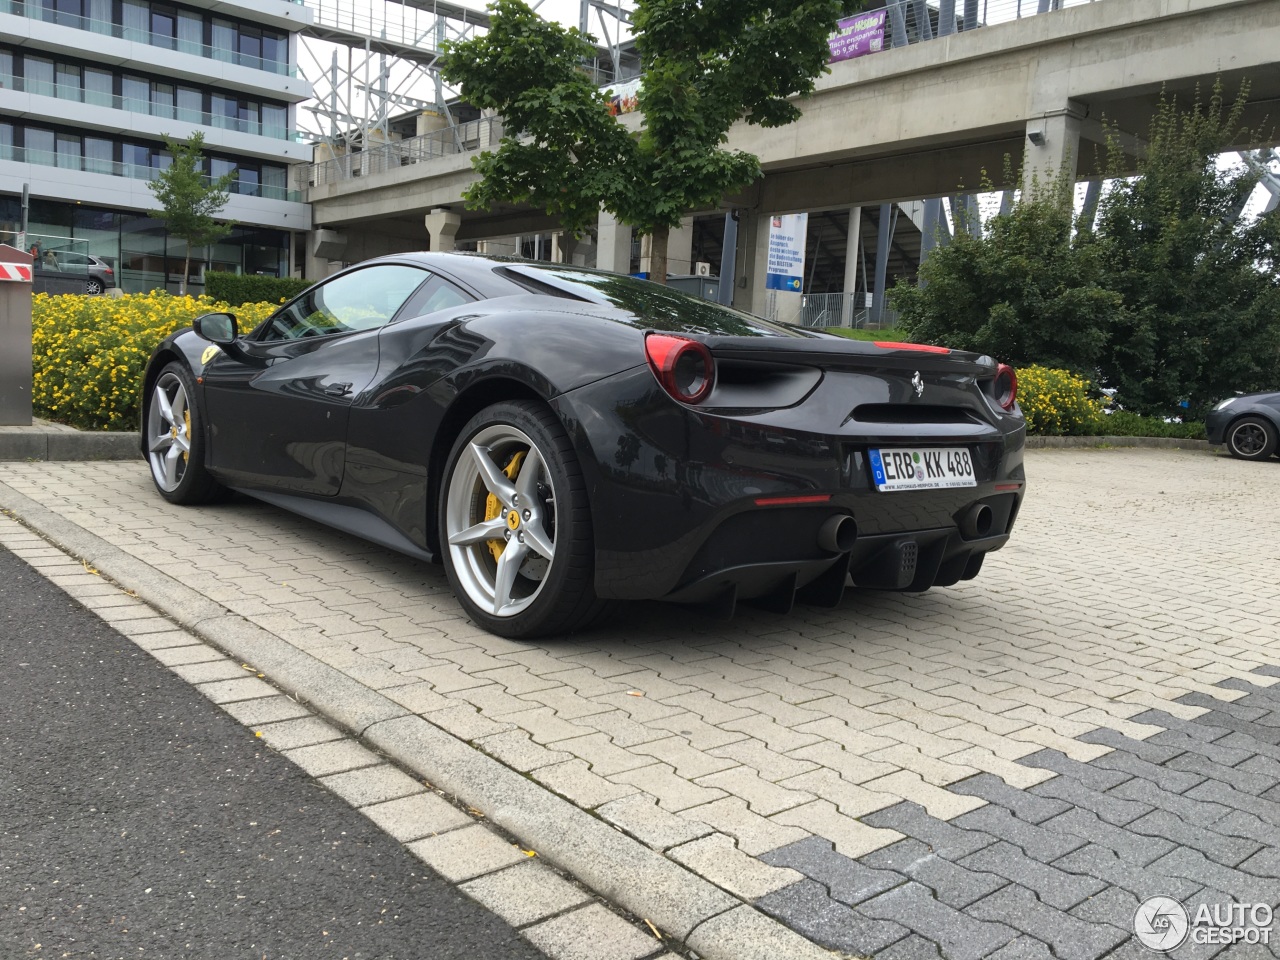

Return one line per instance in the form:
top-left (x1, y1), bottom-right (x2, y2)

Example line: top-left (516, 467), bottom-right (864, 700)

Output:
top-left (818, 515), bottom-right (858, 553)
top-left (959, 503), bottom-right (993, 539)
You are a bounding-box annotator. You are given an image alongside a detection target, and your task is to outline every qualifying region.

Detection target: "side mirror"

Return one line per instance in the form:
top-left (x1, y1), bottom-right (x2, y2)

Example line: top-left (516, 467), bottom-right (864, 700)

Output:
top-left (194, 312), bottom-right (238, 345)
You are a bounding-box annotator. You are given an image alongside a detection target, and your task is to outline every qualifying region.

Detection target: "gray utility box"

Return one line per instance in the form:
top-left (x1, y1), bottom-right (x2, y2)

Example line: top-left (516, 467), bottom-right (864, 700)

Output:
top-left (666, 275), bottom-right (721, 302)
top-left (0, 243), bottom-right (34, 426)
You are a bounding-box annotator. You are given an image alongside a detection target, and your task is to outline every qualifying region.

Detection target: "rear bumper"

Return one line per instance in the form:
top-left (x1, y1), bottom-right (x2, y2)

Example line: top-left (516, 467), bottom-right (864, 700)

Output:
top-left (554, 368), bottom-right (1026, 603)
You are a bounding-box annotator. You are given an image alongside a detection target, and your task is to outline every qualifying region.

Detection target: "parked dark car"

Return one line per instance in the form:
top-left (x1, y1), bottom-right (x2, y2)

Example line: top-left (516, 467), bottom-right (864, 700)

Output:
top-left (1206, 392), bottom-right (1280, 461)
top-left (139, 254), bottom-right (1027, 638)
top-left (35, 251), bottom-right (116, 294)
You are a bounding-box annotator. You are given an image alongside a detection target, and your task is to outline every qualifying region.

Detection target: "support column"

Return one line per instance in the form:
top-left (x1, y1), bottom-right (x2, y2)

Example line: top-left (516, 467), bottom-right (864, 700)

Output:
top-left (596, 210), bottom-right (631, 274)
top-left (425, 207), bottom-right (461, 252)
top-left (1023, 102), bottom-right (1084, 196)
top-left (841, 207), bottom-right (861, 327)
top-left (306, 228), bottom-right (346, 281)
top-left (872, 203), bottom-right (893, 326)
top-left (717, 212), bottom-right (738, 307)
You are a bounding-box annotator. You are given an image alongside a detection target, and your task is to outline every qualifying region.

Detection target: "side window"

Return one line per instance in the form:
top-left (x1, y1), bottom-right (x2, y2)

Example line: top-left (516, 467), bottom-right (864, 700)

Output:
top-left (397, 276), bottom-right (474, 322)
top-left (259, 265), bottom-right (430, 340)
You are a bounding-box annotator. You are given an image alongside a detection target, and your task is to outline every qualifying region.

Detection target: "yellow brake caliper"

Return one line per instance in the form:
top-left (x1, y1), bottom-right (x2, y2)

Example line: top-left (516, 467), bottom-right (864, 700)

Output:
top-left (485, 450), bottom-right (526, 563)
top-left (182, 408), bottom-right (191, 463)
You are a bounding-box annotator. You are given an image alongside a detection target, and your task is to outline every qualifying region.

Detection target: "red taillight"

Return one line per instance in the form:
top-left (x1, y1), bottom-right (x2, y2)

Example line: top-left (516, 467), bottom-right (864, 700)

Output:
top-left (995, 363), bottom-right (1018, 411)
top-left (104, 267), bottom-right (114, 275)
top-left (645, 333), bottom-right (714, 404)
top-left (876, 341), bottom-right (950, 354)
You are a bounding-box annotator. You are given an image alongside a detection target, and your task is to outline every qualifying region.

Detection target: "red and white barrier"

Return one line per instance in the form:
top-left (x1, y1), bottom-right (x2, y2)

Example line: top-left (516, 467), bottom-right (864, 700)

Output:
top-left (0, 263), bottom-right (33, 283)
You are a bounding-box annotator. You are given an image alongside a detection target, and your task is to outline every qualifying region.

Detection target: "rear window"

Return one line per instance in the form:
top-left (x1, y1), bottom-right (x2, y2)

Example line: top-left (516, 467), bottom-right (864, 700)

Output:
top-left (505, 264), bottom-right (813, 339)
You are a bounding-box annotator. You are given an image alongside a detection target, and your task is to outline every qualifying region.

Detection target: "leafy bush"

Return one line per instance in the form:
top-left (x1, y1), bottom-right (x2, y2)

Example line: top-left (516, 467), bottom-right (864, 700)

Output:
top-left (1100, 411), bottom-right (1206, 440)
top-left (204, 271), bottom-right (311, 307)
top-left (1016, 365), bottom-right (1106, 436)
top-left (32, 292), bottom-right (276, 431)
top-left (889, 187), bottom-right (1120, 372)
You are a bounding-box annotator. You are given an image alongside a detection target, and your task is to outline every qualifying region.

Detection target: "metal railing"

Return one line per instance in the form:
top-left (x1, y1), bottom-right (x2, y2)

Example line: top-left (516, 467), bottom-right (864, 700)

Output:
top-left (0, 76), bottom-right (299, 141)
top-left (0, 0), bottom-right (296, 76)
top-left (0, 230), bottom-right (90, 260)
top-left (859, 0), bottom-right (1103, 51)
top-left (304, 116), bottom-right (501, 188)
top-left (796, 292), bottom-right (899, 329)
top-left (0, 145), bottom-right (302, 202)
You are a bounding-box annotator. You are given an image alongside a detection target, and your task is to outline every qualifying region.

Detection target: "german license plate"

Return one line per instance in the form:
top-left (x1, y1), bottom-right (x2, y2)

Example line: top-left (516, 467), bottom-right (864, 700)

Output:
top-left (869, 447), bottom-right (976, 491)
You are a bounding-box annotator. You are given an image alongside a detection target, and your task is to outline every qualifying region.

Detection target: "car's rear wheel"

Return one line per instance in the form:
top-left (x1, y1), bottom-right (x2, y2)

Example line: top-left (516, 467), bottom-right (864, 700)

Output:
top-left (440, 400), bottom-right (606, 638)
top-left (146, 362), bottom-right (226, 504)
top-left (85, 278), bottom-right (104, 295)
top-left (1226, 416), bottom-right (1278, 461)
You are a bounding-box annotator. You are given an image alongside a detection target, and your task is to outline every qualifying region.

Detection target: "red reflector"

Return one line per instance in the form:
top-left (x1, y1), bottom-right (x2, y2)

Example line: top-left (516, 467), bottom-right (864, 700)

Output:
top-left (994, 483), bottom-right (1022, 491)
top-left (753, 494), bottom-right (832, 506)
top-left (875, 341), bottom-right (950, 354)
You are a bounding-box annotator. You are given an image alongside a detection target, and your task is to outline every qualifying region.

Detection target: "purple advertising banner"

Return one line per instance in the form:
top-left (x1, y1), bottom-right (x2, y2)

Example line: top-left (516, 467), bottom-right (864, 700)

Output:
top-left (828, 9), bottom-right (887, 63)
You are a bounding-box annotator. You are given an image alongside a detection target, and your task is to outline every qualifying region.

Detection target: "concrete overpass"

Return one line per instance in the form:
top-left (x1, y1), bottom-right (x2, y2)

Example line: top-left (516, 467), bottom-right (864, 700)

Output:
top-left (302, 0), bottom-right (1280, 316)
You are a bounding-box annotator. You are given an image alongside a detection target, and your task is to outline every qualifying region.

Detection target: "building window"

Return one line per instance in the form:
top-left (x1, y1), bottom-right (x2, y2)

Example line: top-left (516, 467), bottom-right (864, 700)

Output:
top-left (25, 56), bottom-right (55, 97)
top-left (84, 67), bottom-right (113, 107)
top-left (85, 136), bottom-right (113, 174)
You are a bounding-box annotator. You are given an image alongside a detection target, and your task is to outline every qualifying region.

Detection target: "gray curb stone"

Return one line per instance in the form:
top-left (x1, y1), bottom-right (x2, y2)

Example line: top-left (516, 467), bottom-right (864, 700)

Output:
top-left (0, 424), bottom-right (140, 461)
top-left (0, 477), bottom-right (823, 960)
top-left (1026, 435), bottom-right (1211, 451)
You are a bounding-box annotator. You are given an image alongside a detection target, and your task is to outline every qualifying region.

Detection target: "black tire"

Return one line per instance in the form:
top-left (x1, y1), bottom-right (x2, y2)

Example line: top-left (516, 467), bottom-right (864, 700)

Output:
top-left (85, 278), bottom-right (104, 295)
top-left (1225, 416), bottom-right (1278, 462)
top-left (144, 361), bottom-right (226, 505)
top-left (439, 400), bottom-right (609, 639)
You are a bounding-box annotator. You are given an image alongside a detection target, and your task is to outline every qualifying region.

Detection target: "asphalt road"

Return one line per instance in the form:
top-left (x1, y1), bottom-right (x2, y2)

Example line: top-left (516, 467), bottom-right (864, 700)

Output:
top-left (0, 546), bottom-right (549, 960)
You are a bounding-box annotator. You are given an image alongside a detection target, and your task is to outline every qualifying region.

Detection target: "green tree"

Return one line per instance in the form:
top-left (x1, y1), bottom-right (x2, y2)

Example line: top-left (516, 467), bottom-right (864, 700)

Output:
top-left (147, 132), bottom-right (236, 295)
top-left (442, 0), bottom-right (854, 282)
top-left (890, 177), bottom-right (1120, 371)
top-left (1094, 81), bottom-right (1280, 417)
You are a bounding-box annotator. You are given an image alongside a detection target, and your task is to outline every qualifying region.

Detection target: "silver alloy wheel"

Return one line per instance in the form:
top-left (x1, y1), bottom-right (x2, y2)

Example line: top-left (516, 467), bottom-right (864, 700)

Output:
top-left (147, 371), bottom-right (192, 493)
top-left (86, 279), bottom-right (104, 295)
top-left (444, 423), bottom-right (557, 618)
top-left (1230, 421), bottom-right (1268, 458)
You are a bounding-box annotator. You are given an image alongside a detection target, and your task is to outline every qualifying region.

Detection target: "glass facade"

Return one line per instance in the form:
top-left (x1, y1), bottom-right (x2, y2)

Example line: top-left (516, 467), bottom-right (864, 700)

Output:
top-left (0, 196), bottom-right (291, 294)
top-left (0, 0), bottom-right (292, 75)
top-left (0, 43), bottom-right (295, 139)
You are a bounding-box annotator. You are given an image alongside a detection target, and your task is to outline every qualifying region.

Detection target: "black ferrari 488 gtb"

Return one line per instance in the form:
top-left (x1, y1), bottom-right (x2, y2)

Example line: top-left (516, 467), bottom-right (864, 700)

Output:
top-left (141, 254), bottom-right (1026, 638)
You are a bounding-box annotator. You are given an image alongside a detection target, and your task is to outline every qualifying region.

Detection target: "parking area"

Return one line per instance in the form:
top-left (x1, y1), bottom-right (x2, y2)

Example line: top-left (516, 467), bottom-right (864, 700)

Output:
top-left (3, 446), bottom-right (1278, 959)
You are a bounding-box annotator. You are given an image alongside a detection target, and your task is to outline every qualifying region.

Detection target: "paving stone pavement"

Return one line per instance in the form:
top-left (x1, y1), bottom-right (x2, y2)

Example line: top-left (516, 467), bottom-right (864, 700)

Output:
top-left (3, 446), bottom-right (1280, 958)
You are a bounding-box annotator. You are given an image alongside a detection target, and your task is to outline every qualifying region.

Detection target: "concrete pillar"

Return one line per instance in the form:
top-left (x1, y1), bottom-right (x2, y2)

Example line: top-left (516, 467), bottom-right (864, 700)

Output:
top-left (841, 207), bottom-right (861, 327)
top-left (1023, 102), bottom-right (1084, 196)
top-left (306, 229), bottom-right (346, 281)
top-left (425, 208), bottom-right (462, 252)
top-left (552, 232), bottom-right (578, 264)
top-left (596, 210), bottom-right (632, 274)
top-left (640, 216), bottom-right (693, 277)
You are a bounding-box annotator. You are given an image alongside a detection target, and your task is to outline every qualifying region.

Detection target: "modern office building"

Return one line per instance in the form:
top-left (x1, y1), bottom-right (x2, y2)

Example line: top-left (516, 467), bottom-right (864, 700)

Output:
top-left (0, 0), bottom-right (313, 292)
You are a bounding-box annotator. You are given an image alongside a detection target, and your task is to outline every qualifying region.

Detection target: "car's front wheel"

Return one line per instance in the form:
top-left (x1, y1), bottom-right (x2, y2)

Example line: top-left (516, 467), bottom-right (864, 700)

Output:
top-left (1226, 416), bottom-right (1278, 461)
top-left (146, 362), bottom-right (226, 504)
top-left (440, 400), bottom-right (606, 639)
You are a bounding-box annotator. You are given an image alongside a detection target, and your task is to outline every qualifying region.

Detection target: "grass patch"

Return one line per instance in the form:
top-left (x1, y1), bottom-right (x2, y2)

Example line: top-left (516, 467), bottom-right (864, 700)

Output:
top-left (1099, 410), bottom-right (1206, 440)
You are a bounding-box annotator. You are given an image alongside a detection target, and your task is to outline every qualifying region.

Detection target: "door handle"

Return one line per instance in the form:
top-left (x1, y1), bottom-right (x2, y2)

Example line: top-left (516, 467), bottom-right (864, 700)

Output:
top-left (324, 381), bottom-right (353, 397)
